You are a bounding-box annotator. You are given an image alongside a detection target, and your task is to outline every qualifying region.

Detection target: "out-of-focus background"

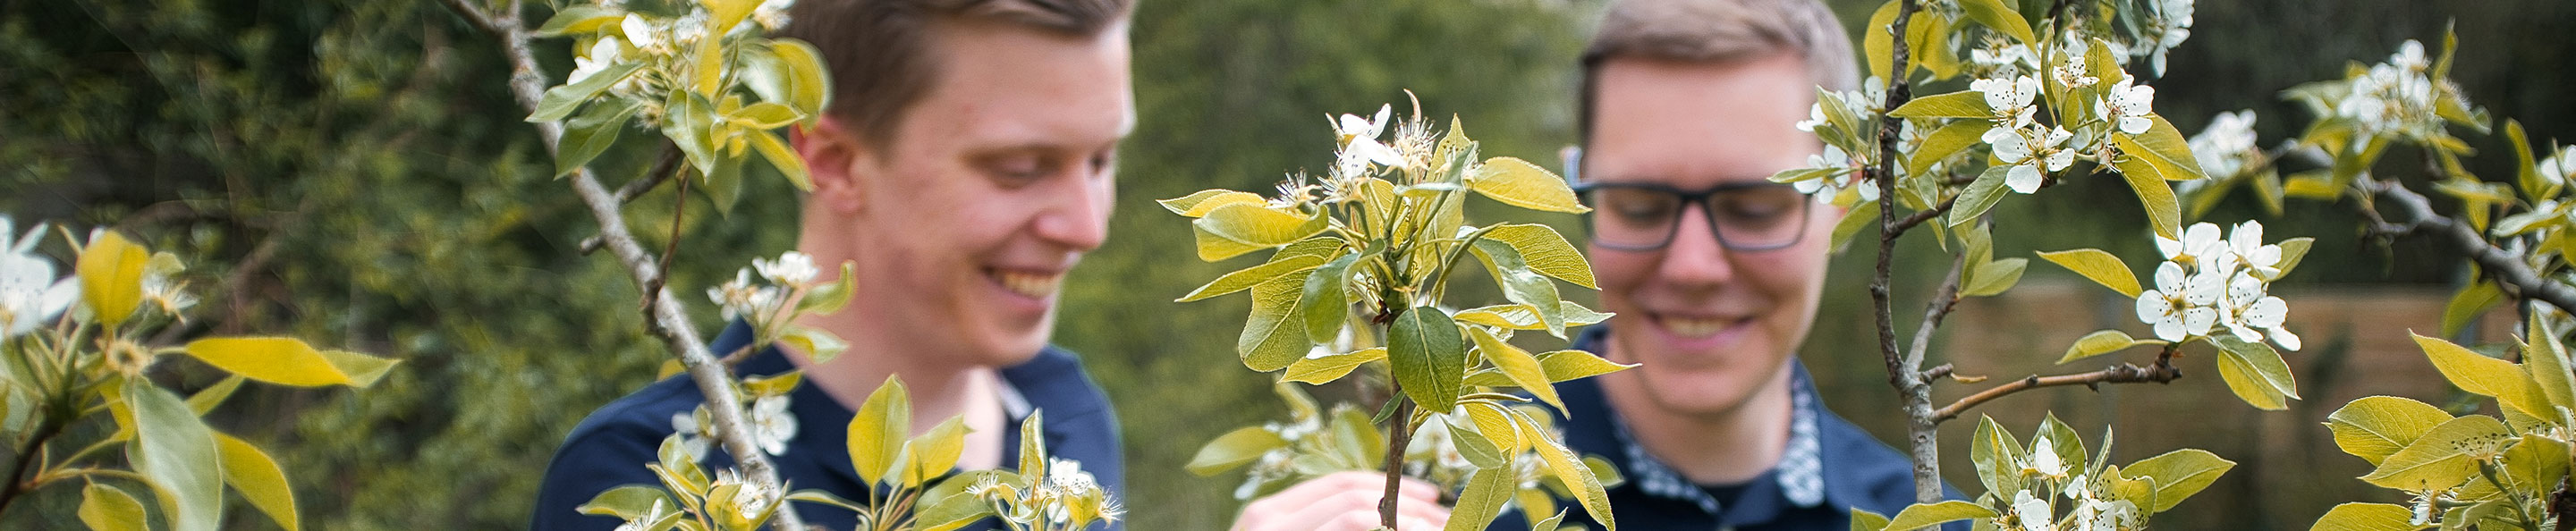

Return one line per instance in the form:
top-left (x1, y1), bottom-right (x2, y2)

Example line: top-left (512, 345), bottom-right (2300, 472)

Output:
top-left (3, 0), bottom-right (2572, 528)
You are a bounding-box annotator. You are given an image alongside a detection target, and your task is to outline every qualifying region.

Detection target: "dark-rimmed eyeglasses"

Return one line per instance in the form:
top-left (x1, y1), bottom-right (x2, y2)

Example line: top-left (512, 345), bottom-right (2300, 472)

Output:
top-left (1572, 181), bottom-right (1813, 252)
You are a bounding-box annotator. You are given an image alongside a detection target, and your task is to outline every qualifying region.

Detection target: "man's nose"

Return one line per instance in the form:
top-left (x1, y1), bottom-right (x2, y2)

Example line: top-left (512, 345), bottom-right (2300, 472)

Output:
top-left (1032, 173), bottom-right (1114, 252)
top-left (1657, 205), bottom-right (1736, 285)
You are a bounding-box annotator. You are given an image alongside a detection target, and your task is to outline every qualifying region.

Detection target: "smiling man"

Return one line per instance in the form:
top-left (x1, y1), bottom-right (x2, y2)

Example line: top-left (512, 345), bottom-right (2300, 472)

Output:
top-left (1521, 0), bottom-right (1950, 528)
top-left (533, 1), bottom-right (1133, 529)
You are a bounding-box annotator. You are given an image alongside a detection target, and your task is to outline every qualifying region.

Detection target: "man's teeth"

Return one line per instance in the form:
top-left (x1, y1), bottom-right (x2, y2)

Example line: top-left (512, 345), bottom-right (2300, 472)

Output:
top-left (1663, 317), bottom-right (1731, 338)
top-left (995, 271), bottom-right (1063, 298)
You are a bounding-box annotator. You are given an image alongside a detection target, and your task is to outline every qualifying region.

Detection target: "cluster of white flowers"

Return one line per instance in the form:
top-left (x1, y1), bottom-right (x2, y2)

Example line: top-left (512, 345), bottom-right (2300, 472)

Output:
top-left (2097, 73), bottom-right (2157, 136)
top-left (2062, 475), bottom-right (2140, 531)
top-left (670, 392), bottom-right (799, 460)
top-left (708, 250), bottom-right (818, 325)
top-left (0, 216), bottom-right (79, 340)
top-left (1970, 38), bottom-right (2039, 79)
top-left (2338, 40), bottom-right (2447, 139)
top-left (2536, 145), bottom-right (2576, 191)
top-left (1788, 79), bottom-right (1891, 206)
top-left (1792, 144), bottom-right (1877, 205)
top-left (1999, 439), bottom-right (2140, 531)
top-left (1973, 75), bottom-right (2077, 194)
top-left (2133, 0), bottom-right (2193, 76)
top-left (2136, 222), bottom-right (2300, 350)
top-left (1039, 458), bottom-right (1118, 527)
top-left (2187, 110), bottom-right (2260, 179)
top-left (2051, 38), bottom-right (2099, 89)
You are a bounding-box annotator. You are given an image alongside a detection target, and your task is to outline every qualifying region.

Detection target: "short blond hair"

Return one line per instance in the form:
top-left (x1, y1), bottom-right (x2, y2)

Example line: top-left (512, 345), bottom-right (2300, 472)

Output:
top-left (1578, 0), bottom-right (1857, 145)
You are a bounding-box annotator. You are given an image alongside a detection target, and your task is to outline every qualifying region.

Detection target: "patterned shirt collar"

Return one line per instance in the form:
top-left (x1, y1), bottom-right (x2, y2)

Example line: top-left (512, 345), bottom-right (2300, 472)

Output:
top-left (1602, 363), bottom-right (1829, 516)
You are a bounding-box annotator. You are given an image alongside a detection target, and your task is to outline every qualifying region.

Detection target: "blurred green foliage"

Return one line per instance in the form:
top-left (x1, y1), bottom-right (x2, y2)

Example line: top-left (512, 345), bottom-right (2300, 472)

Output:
top-left (2, 0), bottom-right (2571, 528)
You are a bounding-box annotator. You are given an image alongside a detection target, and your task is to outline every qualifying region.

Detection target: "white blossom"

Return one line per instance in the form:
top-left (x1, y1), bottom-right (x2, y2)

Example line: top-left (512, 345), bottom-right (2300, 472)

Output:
top-left (750, 394), bottom-right (798, 455)
top-left (621, 14), bottom-right (668, 55)
top-left (1988, 124), bottom-right (2074, 194)
top-left (2024, 438), bottom-right (2069, 480)
top-left (0, 217), bottom-right (79, 340)
top-left (2537, 146), bottom-right (2576, 190)
top-left (2140, 0), bottom-right (2193, 75)
top-left (2154, 222), bottom-right (2226, 268)
top-left (2189, 110), bottom-right (2259, 178)
top-left (2226, 221), bottom-right (2284, 279)
top-left (1332, 105), bottom-right (1404, 178)
top-left (752, 0), bottom-right (795, 30)
top-left (2223, 272), bottom-right (2300, 350)
top-left (707, 269), bottom-right (783, 323)
top-left (728, 471), bottom-right (778, 517)
top-left (2053, 43), bottom-right (2099, 88)
top-left (2137, 261), bottom-right (2221, 341)
top-left (2012, 490), bottom-right (2054, 531)
top-left (670, 409), bottom-right (713, 462)
top-left (2099, 74), bottom-right (2157, 135)
top-left (1974, 75), bottom-right (2041, 131)
top-left (571, 37), bottom-right (624, 86)
top-left (753, 251), bottom-right (818, 286)
top-left (614, 499), bottom-right (672, 531)
top-left (1793, 144), bottom-right (1877, 204)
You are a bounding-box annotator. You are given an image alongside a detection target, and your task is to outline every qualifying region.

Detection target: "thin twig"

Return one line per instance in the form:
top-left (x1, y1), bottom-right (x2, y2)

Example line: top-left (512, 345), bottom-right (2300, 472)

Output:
top-left (435, 1), bottom-right (808, 528)
top-left (1377, 388), bottom-right (1417, 528)
top-left (1904, 249), bottom-right (1970, 378)
top-left (580, 148), bottom-right (683, 255)
top-left (1932, 361), bottom-right (2182, 424)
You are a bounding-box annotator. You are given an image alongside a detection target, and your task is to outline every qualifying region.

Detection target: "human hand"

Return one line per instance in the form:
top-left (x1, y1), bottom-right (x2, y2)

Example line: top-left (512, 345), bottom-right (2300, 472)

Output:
top-left (1230, 471), bottom-right (1452, 531)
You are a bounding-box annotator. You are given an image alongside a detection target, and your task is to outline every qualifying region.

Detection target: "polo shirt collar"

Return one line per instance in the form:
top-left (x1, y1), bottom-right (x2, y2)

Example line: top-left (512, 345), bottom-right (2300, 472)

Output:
top-left (1566, 326), bottom-right (1839, 526)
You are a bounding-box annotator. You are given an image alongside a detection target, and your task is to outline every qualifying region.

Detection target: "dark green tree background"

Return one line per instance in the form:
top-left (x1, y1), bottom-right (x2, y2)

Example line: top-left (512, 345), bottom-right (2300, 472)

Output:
top-left (1, 0), bottom-right (2568, 528)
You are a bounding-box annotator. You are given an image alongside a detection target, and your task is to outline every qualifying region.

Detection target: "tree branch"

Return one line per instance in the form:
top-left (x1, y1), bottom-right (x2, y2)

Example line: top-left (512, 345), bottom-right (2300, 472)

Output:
top-left (2360, 177), bottom-right (2576, 314)
top-left (1867, 0), bottom-right (1944, 505)
top-left (580, 148), bottom-right (683, 255)
top-left (436, 1), bottom-right (808, 528)
top-left (1930, 345), bottom-right (2183, 424)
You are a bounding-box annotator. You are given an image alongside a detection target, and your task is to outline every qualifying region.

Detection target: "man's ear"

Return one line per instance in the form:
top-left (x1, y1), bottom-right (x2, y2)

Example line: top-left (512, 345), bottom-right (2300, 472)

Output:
top-left (797, 116), bottom-right (872, 215)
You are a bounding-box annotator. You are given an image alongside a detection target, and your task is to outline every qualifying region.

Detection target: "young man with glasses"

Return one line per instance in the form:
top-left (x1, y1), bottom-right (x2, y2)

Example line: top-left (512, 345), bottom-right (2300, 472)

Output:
top-left (1234, 0), bottom-right (1945, 529)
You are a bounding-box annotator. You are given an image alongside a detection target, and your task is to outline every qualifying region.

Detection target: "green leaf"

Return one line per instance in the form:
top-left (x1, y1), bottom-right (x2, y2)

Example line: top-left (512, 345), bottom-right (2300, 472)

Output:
top-left (1883, 501), bottom-right (1997, 531)
top-left (2119, 449), bottom-right (2234, 512)
top-left (1186, 426), bottom-right (1289, 476)
top-left (313, 349), bottom-right (399, 388)
top-left (2360, 414), bottom-right (2508, 490)
top-left (767, 40), bottom-right (832, 118)
top-left (2107, 149), bottom-right (2184, 239)
top-left (1523, 414), bottom-right (1614, 531)
top-left (661, 92), bottom-right (719, 176)
top-left (1469, 157), bottom-right (1589, 214)
top-left (915, 474), bottom-right (1005, 531)
top-left (1961, 257), bottom-right (2026, 297)
top-left (78, 483), bottom-right (148, 531)
top-left (2524, 317), bottom-right (2576, 414)
top-left (1444, 466), bottom-right (1518, 531)
top-left (2118, 116), bottom-right (2211, 181)
top-left (1536, 350), bottom-right (1635, 383)
top-left (729, 102), bottom-right (801, 131)
top-left (2214, 335), bottom-right (2300, 410)
top-left (1301, 253), bottom-right (1360, 345)
top-left (126, 378), bottom-right (224, 531)
top-left (2037, 413), bottom-right (2087, 475)
top-left (848, 375), bottom-right (911, 486)
top-left (534, 6), bottom-right (625, 36)
top-left (557, 98), bottom-right (642, 178)
top-left (746, 129), bottom-right (810, 191)
top-left (184, 375), bottom-right (245, 416)
top-left (902, 417), bottom-right (969, 488)
top-left (1182, 254), bottom-right (1326, 302)
top-left (1910, 120), bottom-right (1993, 181)
top-left (1889, 90), bottom-right (1994, 119)
top-left (1461, 401), bottom-right (1523, 456)
top-left (1018, 410), bottom-right (1047, 482)
top-left (2059, 330), bottom-right (2165, 364)
top-left (2502, 433), bottom-right (2570, 493)
top-left (1159, 190), bottom-right (1265, 217)
top-left (1862, 0), bottom-right (1901, 82)
top-left (215, 432), bottom-right (299, 531)
top-left (2414, 332), bottom-right (2551, 418)
top-left (1199, 203), bottom-right (1327, 247)
top-left (2306, 502), bottom-right (2423, 531)
top-left (1850, 509), bottom-right (1892, 531)
top-left (529, 62), bottom-right (643, 123)
top-left (1954, 0), bottom-right (2036, 45)
top-left (1470, 235), bottom-right (1567, 338)
top-left (2274, 237), bottom-right (2317, 277)
top-left (2507, 121), bottom-right (2551, 199)
top-left (1388, 307), bottom-right (1467, 412)
top-left (1238, 268), bottom-right (1318, 372)
top-left (1485, 224), bottom-right (1596, 289)
top-left (575, 485), bottom-right (674, 518)
top-left (796, 262), bottom-right (858, 316)
top-left (1830, 198), bottom-right (1879, 252)
top-left (2439, 281), bottom-right (2503, 338)
top-left (182, 337), bottom-right (394, 388)
top-left (1945, 164), bottom-right (2013, 228)
top-left (2036, 249), bottom-right (2142, 298)
top-left (1444, 415), bottom-right (1507, 469)
top-left (1969, 415), bottom-right (2026, 497)
top-left (1283, 347), bottom-right (1385, 384)
top-left (78, 230), bottom-right (150, 326)
top-left (1468, 327), bottom-right (1560, 411)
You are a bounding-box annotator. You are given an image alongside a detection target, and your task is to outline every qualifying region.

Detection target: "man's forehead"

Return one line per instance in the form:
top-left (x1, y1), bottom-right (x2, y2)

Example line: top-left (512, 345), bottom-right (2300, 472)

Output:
top-left (1584, 55), bottom-right (1820, 183)
top-left (911, 22), bottom-right (1135, 149)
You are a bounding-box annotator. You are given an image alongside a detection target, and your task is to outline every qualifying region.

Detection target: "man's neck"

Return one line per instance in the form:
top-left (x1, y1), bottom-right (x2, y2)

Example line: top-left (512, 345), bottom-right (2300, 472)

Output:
top-left (787, 310), bottom-right (1010, 470)
top-left (1601, 363), bottom-right (1795, 486)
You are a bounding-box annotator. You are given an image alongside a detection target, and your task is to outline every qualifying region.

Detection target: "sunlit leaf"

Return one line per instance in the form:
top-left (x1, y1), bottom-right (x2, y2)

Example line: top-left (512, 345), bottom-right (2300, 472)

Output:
top-left (2059, 330), bottom-right (2165, 365)
top-left (1469, 156), bottom-right (1588, 214)
top-left (1882, 501), bottom-right (1996, 531)
top-left (848, 375), bottom-right (911, 486)
top-left (2306, 502), bottom-right (2421, 531)
top-left (1239, 268), bottom-right (1318, 372)
top-left (216, 432), bottom-right (299, 531)
top-left (1284, 347), bottom-right (1385, 385)
top-left (79, 230), bottom-right (150, 327)
top-left (2213, 336), bottom-right (2298, 410)
top-left (126, 378), bottom-right (224, 531)
top-left (530, 63), bottom-right (643, 123)
top-left (182, 337), bottom-right (394, 388)
top-left (2036, 249), bottom-right (2141, 298)
top-left (2360, 414), bottom-right (2507, 490)
top-left (2120, 449), bottom-right (2234, 513)
top-left (2413, 332), bottom-right (2551, 418)
top-left (1186, 426), bottom-right (1289, 476)
top-left (1889, 90), bottom-right (1993, 119)
top-left (78, 483), bottom-right (148, 531)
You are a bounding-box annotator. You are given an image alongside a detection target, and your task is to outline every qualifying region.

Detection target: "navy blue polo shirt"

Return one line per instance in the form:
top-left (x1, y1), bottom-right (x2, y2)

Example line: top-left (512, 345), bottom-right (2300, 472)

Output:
top-left (1488, 326), bottom-right (1961, 530)
top-left (531, 322), bottom-right (1123, 530)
